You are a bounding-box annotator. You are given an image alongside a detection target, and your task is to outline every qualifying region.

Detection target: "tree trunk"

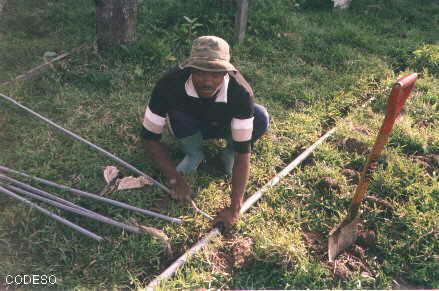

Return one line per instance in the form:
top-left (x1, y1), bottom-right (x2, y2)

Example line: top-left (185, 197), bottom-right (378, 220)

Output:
top-left (234, 0), bottom-right (249, 44)
top-left (96, 0), bottom-right (138, 51)
top-left (0, 0), bottom-right (7, 17)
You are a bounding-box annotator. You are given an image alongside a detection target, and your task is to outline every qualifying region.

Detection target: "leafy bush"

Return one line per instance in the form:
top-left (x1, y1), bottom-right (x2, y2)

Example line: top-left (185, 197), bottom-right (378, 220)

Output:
top-left (409, 44), bottom-right (439, 75)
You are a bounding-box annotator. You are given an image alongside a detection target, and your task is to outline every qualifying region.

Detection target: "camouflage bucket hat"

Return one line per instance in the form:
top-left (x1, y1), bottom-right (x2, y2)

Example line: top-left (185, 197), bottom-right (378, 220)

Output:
top-left (179, 36), bottom-right (236, 72)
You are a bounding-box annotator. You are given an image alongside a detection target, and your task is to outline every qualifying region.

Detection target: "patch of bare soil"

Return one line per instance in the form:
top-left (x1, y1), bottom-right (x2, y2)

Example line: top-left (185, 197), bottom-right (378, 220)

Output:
top-left (415, 154), bottom-right (439, 175)
top-left (393, 276), bottom-right (426, 290)
top-left (326, 244), bottom-right (374, 280)
top-left (414, 119), bottom-right (429, 129)
top-left (352, 124), bottom-right (370, 135)
top-left (341, 168), bottom-right (360, 184)
top-left (302, 231), bottom-right (325, 255)
top-left (208, 235), bottom-right (254, 273)
top-left (338, 137), bottom-right (369, 155)
top-left (302, 229), bottom-right (377, 280)
top-left (151, 196), bottom-right (172, 212)
top-left (317, 177), bottom-right (341, 192)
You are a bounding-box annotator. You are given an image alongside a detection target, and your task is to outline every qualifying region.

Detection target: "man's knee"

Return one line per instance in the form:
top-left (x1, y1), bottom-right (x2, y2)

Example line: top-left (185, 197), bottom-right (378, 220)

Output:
top-left (252, 104), bottom-right (269, 141)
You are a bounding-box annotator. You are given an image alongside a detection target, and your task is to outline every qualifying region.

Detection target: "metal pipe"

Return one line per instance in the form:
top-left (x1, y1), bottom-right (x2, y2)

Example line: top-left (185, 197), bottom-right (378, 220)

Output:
top-left (147, 228), bottom-right (221, 290)
top-left (146, 128), bottom-right (337, 289)
top-left (0, 93), bottom-right (171, 194)
top-left (0, 165), bottom-right (182, 224)
top-left (0, 185), bottom-right (103, 241)
top-left (0, 174), bottom-right (95, 215)
top-left (0, 93), bottom-right (214, 222)
top-left (240, 128), bottom-right (336, 214)
top-left (190, 199), bottom-right (214, 221)
top-left (3, 184), bottom-right (142, 234)
top-left (0, 174), bottom-right (144, 229)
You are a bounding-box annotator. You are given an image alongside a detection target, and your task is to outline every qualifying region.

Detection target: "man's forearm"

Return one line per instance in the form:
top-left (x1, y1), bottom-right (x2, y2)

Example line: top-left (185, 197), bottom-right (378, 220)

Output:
top-left (144, 140), bottom-right (179, 181)
top-left (230, 152), bottom-right (250, 213)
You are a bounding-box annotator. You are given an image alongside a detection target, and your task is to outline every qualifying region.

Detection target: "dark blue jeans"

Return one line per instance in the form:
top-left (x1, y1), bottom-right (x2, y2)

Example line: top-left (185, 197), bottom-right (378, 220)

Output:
top-left (168, 104), bottom-right (269, 142)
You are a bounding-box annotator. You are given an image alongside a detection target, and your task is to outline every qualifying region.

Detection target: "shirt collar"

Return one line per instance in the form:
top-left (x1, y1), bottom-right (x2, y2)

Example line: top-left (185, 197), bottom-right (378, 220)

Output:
top-left (185, 74), bottom-right (229, 103)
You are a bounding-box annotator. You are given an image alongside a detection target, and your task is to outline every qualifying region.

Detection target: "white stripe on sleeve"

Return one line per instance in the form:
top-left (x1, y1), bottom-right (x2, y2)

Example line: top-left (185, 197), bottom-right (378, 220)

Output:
top-left (143, 106), bottom-right (166, 134)
top-left (231, 117), bottom-right (254, 130)
top-left (231, 117), bottom-right (254, 142)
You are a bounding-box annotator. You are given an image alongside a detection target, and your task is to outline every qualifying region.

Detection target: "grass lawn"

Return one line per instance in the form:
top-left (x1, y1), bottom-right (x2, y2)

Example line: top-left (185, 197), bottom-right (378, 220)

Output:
top-left (0, 0), bottom-right (438, 289)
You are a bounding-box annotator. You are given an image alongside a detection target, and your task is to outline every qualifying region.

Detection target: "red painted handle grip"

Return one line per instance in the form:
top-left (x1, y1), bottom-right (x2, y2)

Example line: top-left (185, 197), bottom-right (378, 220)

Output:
top-left (382, 73), bottom-right (418, 135)
top-left (351, 73), bottom-right (417, 205)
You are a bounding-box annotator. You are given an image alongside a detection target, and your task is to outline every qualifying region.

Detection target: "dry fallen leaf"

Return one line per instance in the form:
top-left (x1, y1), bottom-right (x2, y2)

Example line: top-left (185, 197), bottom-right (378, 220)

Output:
top-left (103, 166), bottom-right (119, 184)
top-left (117, 176), bottom-right (152, 190)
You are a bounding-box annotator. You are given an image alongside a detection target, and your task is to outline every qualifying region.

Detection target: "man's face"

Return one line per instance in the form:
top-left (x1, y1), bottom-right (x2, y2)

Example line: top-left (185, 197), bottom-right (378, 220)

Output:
top-left (191, 69), bottom-right (226, 98)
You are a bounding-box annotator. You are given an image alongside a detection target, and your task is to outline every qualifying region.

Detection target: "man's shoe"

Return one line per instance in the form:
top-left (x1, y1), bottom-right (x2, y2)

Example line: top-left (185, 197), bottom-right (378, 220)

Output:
top-left (176, 132), bottom-right (205, 174)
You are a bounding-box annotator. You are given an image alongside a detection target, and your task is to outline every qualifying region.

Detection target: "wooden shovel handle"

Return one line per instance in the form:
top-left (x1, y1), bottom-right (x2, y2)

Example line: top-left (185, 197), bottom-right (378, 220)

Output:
top-left (351, 73), bottom-right (417, 205)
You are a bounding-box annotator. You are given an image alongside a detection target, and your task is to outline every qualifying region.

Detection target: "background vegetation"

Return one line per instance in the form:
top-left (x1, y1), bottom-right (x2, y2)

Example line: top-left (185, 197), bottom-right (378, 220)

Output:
top-left (0, 0), bottom-right (438, 289)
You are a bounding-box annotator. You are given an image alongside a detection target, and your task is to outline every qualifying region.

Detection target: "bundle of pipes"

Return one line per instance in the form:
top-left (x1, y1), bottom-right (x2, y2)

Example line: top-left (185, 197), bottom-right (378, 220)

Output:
top-left (0, 171), bottom-right (174, 247)
top-left (0, 185), bottom-right (103, 241)
top-left (0, 92), bottom-right (211, 221)
top-left (0, 165), bottom-right (181, 224)
top-left (0, 174), bottom-right (143, 234)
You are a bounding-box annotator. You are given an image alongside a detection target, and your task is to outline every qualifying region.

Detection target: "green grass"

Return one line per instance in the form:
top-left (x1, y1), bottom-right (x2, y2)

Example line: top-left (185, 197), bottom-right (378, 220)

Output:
top-left (0, 0), bottom-right (438, 289)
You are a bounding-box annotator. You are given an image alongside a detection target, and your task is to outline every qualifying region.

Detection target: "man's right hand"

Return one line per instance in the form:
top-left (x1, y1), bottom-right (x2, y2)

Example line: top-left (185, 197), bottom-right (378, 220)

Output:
top-left (144, 140), bottom-right (192, 202)
top-left (168, 175), bottom-right (192, 202)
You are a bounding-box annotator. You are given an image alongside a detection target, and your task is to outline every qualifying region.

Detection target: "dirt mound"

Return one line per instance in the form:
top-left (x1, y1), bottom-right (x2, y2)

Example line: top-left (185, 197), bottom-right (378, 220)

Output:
top-left (317, 177), bottom-right (341, 192)
top-left (302, 231), bottom-right (325, 255)
top-left (328, 245), bottom-right (373, 280)
top-left (302, 229), bottom-right (376, 280)
top-left (341, 168), bottom-right (360, 184)
top-left (338, 137), bottom-right (369, 155)
top-left (352, 124), bottom-right (370, 135)
top-left (415, 154), bottom-right (439, 175)
top-left (151, 196), bottom-right (171, 212)
top-left (209, 235), bottom-right (254, 273)
top-left (414, 119), bottom-right (429, 129)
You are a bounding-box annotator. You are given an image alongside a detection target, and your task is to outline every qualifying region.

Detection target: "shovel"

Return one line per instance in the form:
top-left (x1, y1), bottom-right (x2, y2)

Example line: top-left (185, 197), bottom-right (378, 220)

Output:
top-left (328, 73), bottom-right (418, 262)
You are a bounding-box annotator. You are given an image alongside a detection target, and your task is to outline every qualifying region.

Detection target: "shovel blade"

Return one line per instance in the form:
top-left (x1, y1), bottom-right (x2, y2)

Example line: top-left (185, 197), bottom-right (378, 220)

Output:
top-left (328, 215), bottom-right (360, 262)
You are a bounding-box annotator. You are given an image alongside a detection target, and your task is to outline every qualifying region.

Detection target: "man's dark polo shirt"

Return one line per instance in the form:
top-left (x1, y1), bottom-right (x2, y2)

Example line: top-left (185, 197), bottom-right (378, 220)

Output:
top-left (142, 66), bottom-right (255, 153)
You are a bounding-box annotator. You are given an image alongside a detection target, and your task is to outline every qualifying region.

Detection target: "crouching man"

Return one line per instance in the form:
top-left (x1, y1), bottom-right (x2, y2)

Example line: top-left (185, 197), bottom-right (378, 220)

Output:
top-left (142, 36), bottom-right (269, 228)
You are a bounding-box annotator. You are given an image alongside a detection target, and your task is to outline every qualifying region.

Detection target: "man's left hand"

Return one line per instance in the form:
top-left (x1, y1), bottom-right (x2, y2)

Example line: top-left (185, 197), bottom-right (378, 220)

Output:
top-left (213, 207), bottom-right (240, 230)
